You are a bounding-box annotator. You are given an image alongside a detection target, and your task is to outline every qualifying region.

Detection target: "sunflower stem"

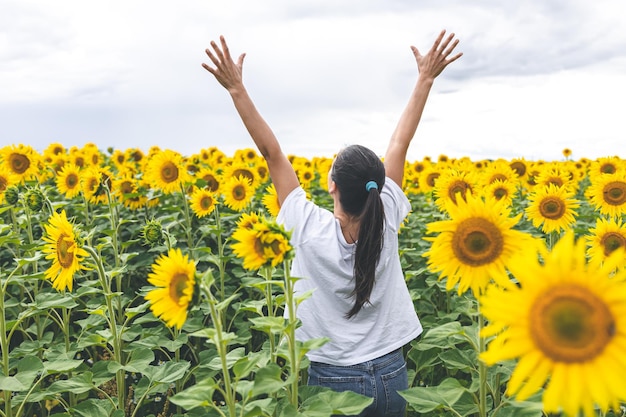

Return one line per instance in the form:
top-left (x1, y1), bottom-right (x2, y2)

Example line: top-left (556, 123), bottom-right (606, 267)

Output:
top-left (201, 284), bottom-right (236, 417)
top-left (180, 183), bottom-right (195, 259)
top-left (283, 261), bottom-right (299, 407)
top-left (84, 245), bottom-right (126, 411)
top-left (213, 205), bottom-right (226, 303)
top-left (260, 265), bottom-right (277, 363)
top-left (478, 310), bottom-right (487, 417)
top-left (0, 267), bottom-right (16, 417)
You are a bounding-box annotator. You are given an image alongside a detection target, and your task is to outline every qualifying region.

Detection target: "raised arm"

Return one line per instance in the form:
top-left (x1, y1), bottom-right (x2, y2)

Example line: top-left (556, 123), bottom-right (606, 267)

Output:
top-left (202, 36), bottom-right (299, 205)
top-left (384, 30), bottom-right (462, 186)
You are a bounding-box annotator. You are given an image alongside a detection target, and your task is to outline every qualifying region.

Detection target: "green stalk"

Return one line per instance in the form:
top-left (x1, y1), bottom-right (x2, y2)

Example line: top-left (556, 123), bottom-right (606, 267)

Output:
top-left (478, 310), bottom-right (487, 417)
top-left (180, 183), bottom-right (195, 259)
top-left (260, 266), bottom-right (277, 362)
top-left (201, 285), bottom-right (236, 417)
top-left (84, 245), bottom-right (126, 411)
top-left (212, 205), bottom-right (226, 303)
top-left (283, 263), bottom-right (299, 407)
top-left (0, 268), bottom-right (15, 417)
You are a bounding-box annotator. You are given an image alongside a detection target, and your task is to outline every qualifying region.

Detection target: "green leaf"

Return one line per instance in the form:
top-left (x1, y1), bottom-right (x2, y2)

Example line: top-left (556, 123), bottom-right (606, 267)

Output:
top-left (251, 363), bottom-right (287, 396)
top-left (44, 359), bottom-right (84, 373)
top-left (47, 372), bottom-right (96, 395)
top-left (399, 378), bottom-right (467, 413)
top-left (207, 347), bottom-right (246, 371)
top-left (438, 348), bottom-right (477, 371)
top-left (70, 398), bottom-right (114, 417)
top-left (33, 291), bottom-right (79, 310)
top-left (233, 350), bottom-right (266, 380)
top-left (170, 378), bottom-right (217, 410)
top-left (249, 316), bottom-right (287, 334)
top-left (0, 376), bottom-right (28, 391)
top-left (302, 390), bottom-right (374, 416)
top-left (243, 398), bottom-right (277, 417)
top-left (150, 360), bottom-right (190, 384)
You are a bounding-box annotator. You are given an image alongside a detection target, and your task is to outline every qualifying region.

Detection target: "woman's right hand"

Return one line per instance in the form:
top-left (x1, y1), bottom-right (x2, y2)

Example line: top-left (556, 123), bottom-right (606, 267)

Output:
top-left (202, 35), bottom-right (247, 94)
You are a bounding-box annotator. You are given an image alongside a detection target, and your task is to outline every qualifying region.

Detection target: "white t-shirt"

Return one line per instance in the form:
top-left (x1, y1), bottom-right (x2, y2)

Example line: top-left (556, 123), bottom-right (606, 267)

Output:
top-left (277, 177), bottom-right (422, 366)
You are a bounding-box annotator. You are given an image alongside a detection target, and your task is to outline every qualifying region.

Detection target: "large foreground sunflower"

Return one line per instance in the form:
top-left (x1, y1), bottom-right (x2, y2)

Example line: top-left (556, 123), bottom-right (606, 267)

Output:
top-left (145, 248), bottom-right (196, 329)
top-left (423, 193), bottom-right (536, 295)
top-left (42, 210), bottom-right (89, 292)
top-left (480, 232), bottom-right (626, 417)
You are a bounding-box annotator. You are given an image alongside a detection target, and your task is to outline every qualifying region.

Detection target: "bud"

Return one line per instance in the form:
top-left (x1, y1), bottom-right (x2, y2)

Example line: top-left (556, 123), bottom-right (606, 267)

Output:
top-left (24, 188), bottom-right (45, 212)
top-left (142, 219), bottom-right (165, 246)
top-left (4, 186), bottom-right (20, 206)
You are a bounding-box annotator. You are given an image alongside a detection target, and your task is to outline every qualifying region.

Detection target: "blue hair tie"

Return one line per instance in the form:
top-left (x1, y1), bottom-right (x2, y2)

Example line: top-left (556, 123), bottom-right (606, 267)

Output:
top-left (365, 181), bottom-right (378, 192)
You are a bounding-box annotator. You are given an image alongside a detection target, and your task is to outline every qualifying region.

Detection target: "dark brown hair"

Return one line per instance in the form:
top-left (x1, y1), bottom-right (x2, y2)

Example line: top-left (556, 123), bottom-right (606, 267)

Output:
top-left (331, 145), bottom-right (386, 319)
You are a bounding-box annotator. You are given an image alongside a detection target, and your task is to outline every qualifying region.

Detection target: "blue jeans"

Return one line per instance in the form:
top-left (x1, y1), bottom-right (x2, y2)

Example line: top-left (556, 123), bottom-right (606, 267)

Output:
top-left (307, 348), bottom-right (408, 417)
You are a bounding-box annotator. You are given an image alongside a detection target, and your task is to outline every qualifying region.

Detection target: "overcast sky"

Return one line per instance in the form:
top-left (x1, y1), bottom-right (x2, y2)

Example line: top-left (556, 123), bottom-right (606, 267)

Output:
top-left (2, 0), bottom-right (625, 162)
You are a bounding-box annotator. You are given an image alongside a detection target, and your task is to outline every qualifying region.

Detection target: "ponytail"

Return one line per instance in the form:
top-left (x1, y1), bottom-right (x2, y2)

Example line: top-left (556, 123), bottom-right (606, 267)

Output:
top-left (346, 186), bottom-right (385, 319)
top-left (331, 144), bottom-right (386, 319)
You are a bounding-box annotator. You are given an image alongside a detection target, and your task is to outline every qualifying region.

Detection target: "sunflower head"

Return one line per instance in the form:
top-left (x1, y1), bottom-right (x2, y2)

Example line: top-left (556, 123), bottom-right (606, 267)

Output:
top-left (24, 187), bottom-right (45, 212)
top-left (145, 248), bottom-right (196, 329)
top-left (231, 216), bottom-right (293, 270)
top-left (4, 185), bottom-right (20, 206)
top-left (142, 219), bottom-right (165, 247)
top-left (479, 232), bottom-right (626, 417)
top-left (42, 210), bottom-right (89, 292)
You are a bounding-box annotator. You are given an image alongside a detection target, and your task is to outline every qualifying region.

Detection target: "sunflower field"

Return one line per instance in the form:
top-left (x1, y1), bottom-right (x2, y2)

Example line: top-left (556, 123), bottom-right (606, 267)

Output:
top-left (1, 142), bottom-right (626, 417)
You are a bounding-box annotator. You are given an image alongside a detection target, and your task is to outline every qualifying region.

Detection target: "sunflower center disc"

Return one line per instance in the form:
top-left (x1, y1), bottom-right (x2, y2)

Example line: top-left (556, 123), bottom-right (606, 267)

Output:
top-left (11, 154), bottom-right (30, 174)
top-left (233, 185), bottom-right (246, 201)
top-left (530, 284), bottom-right (615, 363)
top-left (603, 181), bottom-right (626, 206)
top-left (539, 197), bottom-right (566, 220)
top-left (601, 232), bottom-right (626, 256)
top-left (452, 218), bottom-right (504, 266)
top-left (160, 162), bottom-right (179, 183)
top-left (56, 234), bottom-right (75, 269)
top-left (447, 181), bottom-right (471, 204)
top-left (169, 273), bottom-right (189, 304)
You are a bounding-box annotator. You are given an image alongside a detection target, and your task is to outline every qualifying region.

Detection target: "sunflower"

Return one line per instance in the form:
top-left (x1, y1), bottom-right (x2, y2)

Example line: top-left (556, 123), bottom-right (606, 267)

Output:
top-left (586, 216), bottom-right (626, 269)
top-left (418, 165), bottom-right (442, 194)
top-left (42, 210), bottom-right (89, 292)
top-left (222, 175), bottom-right (254, 212)
top-left (586, 172), bottom-right (626, 218)
top-left (295, 164), bottom-right (316, 189)
top-left (509, 158), bottom-right (529, 182)
top-left (562, 148), bottom-right (572, 158)
top-left (0, 170), bottom-right (19, 204)
top-left (525, 183), bottom-right (580, 234)
top-left (480, 179), bottom-right (516, 208)
top-left (55, 163), bottom-right (82, 199)
top-left (189, 187), bottom-right (217, 218)
top-left (423, 192), bottom-right (536, 295)
top-left (0, 144), bottom-right (41, 182)
top-left (231, 218), bottom-right (292, 270)
top-left (222, 161), bottom-right (258, 190)
top-left (145, 149), bottom-right (190, 194)
top-left (588, 156), bottom-right (625, 177)
top-left (112, 174), bottom-right (147, 210)
top-left (532, 162), bottom-right (576, 191)
top-left (194, 167), bottom-right (222, 193)
top-left (433, 169), bottom-right (478, 211)
top-left (145, 248), bottom-right (196, 329)
top-left (262, 183), bottom-right (281, 217)
top-left (479, 232), bottom-right (626, 417)
top-left (478, 159), bottom-right (520, 188)
top-left (80, 166), bottom-right (108, 204)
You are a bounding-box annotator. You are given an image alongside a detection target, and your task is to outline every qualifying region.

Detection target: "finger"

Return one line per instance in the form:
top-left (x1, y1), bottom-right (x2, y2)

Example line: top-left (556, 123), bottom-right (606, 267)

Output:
top-left (438, 33), bottom-right (455, 54)
top-left (210, 40), bottom-right (226, 63)
top-left (220, 35), bottom-right (232, 62)
top-left (410, 45), bottom-right (421, 59)
top-left (431, 29), bottom-right (446, 52)
top-left (202, 63), bottom-right (215, 75)
top-left (442, 38), bottom-right (460, 57)
top-left (205, 47), bottom-right (221, 68)
top-left (237, 53), bottom-right (246, 69)
top-left (445, 51), bottom-right (463, 65)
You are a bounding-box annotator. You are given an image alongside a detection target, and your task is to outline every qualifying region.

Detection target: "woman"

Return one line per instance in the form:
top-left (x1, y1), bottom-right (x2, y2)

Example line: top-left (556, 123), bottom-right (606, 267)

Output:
top-left (203, 30), bottom-right (462, 416)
